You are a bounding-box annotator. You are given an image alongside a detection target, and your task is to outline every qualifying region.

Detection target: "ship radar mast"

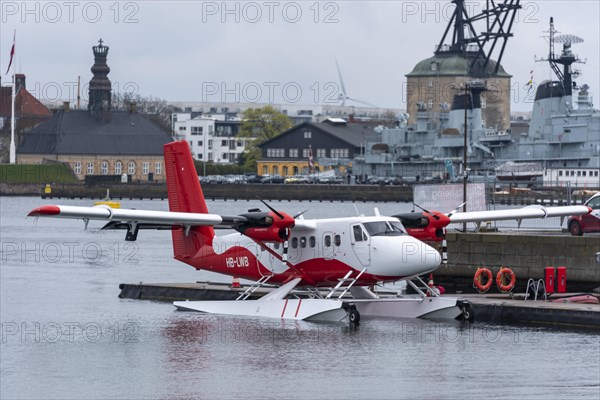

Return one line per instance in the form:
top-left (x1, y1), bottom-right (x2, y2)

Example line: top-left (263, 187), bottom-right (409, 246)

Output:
top-left (539, 17), bottom-right (585, 96)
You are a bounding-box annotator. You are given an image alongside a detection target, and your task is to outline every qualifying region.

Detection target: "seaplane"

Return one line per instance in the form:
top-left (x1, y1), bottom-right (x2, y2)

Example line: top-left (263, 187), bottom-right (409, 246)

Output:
top-left (28, 141), bottom-right (592, 323)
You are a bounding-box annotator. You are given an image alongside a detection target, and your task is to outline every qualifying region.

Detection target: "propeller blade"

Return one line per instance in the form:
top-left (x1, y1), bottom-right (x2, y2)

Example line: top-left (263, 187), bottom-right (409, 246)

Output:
top-left (257, 197), bottom-right (285, 220)
top-left (293, 210), bottom-right (309, 219)
top-left (441, 227), bottom-right (448, 265)
top-left (413, 203), bottom-right (440, 220)
top-left (447, 202), bottom-right (467, 217)
top-left (282, 239), bottom-right (289, 263)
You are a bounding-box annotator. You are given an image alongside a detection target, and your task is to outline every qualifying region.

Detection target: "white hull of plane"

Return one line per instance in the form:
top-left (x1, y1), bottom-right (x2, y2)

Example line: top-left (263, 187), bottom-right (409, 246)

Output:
top-left (353, 297), bottom-right (463, 320)
top-left (173, 296), bottom-right (463, 321)
top-left (173, 298), bottom-right (347, 322)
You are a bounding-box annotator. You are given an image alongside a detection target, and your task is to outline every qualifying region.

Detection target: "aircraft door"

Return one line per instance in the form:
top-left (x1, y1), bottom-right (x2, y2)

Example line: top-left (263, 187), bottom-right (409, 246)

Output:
top-left (251, 242), bottom-right (286, 275)
top-left (322, 232), bottom-right (335, 260)
top-left (350, 224), bottom-right (371, 266)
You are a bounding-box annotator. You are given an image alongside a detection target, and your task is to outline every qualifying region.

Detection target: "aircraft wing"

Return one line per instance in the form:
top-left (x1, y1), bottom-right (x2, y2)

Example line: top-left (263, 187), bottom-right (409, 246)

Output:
top-left (448, 205), bottom-right (591, 224)
top-left (28, 205), bottom-right (246, 227)
top-left (28, 204), bottom-right (301, 242)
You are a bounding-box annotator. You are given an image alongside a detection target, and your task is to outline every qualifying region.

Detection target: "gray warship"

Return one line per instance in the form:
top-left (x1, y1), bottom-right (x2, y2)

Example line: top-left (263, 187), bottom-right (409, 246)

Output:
top-left (354, 17), bottom-right (600, 187)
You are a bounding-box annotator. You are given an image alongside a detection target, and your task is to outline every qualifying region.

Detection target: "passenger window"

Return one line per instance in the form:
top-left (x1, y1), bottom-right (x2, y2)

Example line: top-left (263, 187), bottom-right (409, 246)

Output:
top-left (309, 236), bottom-right (316, 248)
top-left (291, 237), bottom-right (298, 249)
top-left (300, 236), bottom-right (307, 248)
top-left (324, 235), bottom-right (331, 247)
top-left (334, 235), bottom-right (341, 246)
top-left (274, 243), bottom-right (280, 249)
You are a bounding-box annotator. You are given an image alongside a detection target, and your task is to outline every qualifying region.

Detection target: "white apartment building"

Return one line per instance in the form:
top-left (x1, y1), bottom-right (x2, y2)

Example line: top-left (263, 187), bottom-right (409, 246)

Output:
top-left (172, 113), bottom-right (250, 163)
top-left (170, 101), bottom-right (403, 125)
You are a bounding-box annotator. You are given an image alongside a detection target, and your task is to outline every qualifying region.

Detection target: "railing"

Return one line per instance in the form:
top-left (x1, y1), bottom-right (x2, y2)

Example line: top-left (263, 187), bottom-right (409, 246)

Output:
top-left (525, 279), bottom-right (547, 301)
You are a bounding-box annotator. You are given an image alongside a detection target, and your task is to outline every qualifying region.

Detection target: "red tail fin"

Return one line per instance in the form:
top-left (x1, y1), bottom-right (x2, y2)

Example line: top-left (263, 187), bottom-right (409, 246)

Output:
top-left (164, 141), bottom-right (214, 263)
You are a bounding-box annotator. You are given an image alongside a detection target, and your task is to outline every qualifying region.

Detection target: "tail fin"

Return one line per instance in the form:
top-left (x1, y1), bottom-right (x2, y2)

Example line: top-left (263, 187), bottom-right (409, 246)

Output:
top-left (164, 141), bottom-right (214, 262)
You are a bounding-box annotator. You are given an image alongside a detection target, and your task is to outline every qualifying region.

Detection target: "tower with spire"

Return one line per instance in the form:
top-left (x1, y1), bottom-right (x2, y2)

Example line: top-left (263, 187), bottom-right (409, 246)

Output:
top-left (88, 39), bottom-right (112, 120)
top-left (405, 0), bottom-right (521, 130)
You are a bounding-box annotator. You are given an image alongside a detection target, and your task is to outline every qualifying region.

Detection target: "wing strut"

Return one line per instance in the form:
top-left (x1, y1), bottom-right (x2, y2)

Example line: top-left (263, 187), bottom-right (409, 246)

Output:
top-left (125, 222), bottom-right (139, 241)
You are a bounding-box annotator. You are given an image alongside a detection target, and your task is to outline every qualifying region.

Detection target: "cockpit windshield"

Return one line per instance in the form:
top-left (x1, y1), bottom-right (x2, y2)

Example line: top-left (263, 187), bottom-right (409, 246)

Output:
top-left (363, 221), bottom-right (406, 236)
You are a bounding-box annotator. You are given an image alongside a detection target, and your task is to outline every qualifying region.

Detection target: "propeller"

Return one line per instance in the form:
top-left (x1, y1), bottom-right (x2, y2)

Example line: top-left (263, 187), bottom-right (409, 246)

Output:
top-left (413, 203), bottom-right (440, 220)
top-left (257, 197), bottom-right (285, 220)
top-left (293, 210), bottom-right (309, 219)
top-left (254, 197), bottom-right (296, 267)
top-left (406, 202), bottom-right (467, 265)
top-left (440, 202), bottom-right (466, 265)
top-left (447, 202), bottom-right (467, 218)
top-left (441, 227), bottom-right (448, 265)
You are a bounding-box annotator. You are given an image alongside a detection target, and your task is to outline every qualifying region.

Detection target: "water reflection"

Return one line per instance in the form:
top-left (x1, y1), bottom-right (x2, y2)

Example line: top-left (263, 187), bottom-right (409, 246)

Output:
top-left (2, 197), bottom-right (599, 399)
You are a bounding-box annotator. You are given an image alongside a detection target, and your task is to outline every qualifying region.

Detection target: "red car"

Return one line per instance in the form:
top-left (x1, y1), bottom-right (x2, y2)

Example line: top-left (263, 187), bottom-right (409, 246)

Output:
top-left (568, 193), bottom-right (600, 236)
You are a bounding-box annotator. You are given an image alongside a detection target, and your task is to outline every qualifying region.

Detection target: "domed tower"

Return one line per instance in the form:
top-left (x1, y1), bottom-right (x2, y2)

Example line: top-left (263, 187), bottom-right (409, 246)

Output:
top-left (88, 39), bottom-right (112, 120)
top-left (405, 0), bottom-right (520, 130)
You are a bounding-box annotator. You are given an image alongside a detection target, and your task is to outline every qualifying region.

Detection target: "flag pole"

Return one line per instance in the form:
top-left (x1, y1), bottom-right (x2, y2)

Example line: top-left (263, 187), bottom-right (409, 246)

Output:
top-left (9, 30), bottom-right (16, 164)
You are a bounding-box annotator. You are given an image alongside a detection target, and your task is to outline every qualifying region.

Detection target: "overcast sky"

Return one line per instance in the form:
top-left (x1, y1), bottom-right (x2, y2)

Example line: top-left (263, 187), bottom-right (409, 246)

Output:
top-left (1, 1), bottom-right (598, 112)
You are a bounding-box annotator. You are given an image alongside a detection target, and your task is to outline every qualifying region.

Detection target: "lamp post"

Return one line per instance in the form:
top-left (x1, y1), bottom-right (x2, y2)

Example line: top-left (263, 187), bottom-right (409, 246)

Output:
top-left (462, 83), bottom-right (469, 232)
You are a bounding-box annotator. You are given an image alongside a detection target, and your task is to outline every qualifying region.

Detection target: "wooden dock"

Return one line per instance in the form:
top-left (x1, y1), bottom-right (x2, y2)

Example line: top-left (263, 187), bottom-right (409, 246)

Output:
top-left (462, 294), bottom-right (600, 329)
top-left (118, 281), bottom-right (600, 329)
top-left (118, 281), bottom-right (268, 301)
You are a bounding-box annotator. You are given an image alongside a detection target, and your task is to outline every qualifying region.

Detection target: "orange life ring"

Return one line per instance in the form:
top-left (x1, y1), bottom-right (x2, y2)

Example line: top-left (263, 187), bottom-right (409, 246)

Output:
top-left (473, 267), bottom-right (493, 293)
top-left (496, 267), bottom-right (516, 293)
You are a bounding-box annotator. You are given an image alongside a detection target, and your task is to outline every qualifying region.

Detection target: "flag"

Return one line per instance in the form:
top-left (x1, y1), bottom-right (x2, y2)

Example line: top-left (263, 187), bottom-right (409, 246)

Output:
top-left (5, 31), bottom-right (15, 76)
top-left (308, 145), bottom-right (314, 171)
top-left (524, 69), bottom-right (534, 94)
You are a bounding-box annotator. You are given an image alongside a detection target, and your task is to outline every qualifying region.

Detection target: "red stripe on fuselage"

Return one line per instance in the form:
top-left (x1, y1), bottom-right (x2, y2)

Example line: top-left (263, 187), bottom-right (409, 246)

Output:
top-left (189, 243), bottom-right (405, 287)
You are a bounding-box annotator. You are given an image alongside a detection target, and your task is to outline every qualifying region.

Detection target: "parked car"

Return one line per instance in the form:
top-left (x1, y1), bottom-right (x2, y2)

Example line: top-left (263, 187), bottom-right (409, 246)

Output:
top-left (260, 175), bottom-right (285, 184)
top-left (245, 174), bottom-right (263, 183)
top-left (223, 174), bottom-right (247, 184)
top-left (568, 193), bottom-right (600, 236)
top-left (200, 175), bottom-right (226, 184)
top-left (317, 176), bottom-right (343, 184)
top-left (284, 176), bottom-right (308, 184)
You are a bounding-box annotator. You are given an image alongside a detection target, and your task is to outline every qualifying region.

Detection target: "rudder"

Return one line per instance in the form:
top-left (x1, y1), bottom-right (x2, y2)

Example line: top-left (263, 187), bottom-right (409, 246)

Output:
top-left (164, 141), bottom-right (214, 262)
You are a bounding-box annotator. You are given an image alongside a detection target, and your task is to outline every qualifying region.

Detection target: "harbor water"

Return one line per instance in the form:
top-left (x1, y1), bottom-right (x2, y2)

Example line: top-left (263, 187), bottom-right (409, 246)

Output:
top-left (1, 197), bottom-right (598, 399)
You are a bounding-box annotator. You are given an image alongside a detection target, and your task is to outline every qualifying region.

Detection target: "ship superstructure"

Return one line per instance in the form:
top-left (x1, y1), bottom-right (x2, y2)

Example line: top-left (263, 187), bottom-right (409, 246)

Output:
top-left (354, 16), bottom-right (599, 186)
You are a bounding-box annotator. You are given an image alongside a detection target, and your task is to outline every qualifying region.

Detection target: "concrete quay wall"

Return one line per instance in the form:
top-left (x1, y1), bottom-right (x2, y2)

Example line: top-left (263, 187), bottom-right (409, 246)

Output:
top-left (1, 182), bottom-right (414, 202)
top-left (1, 183), bottom-right (594, 205)
top-left (438, 232), bottom-right (600, 292)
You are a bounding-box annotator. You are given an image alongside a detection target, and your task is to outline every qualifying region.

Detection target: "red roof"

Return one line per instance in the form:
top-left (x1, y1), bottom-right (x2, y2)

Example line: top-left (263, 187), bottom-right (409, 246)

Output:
top-left (0, 86), bottom-right (52, 118)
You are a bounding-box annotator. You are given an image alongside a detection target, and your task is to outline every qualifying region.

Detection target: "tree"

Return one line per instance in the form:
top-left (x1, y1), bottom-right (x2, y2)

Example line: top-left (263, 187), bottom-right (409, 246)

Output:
top-left (112, 92), bottom-right (181, 134)
top-left (238, 106), bottom-right (293, 170)
top-left (371, 109), bottom-right (400, 128)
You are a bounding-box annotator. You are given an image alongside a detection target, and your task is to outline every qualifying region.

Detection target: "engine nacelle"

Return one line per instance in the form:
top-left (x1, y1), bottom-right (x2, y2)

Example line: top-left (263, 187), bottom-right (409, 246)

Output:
top-left (235, 210), bottom-right (295, 243)
top-left (394, 211), bottom-right (451, 242)
top-left (242, 226), bottom-right (290, 243)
